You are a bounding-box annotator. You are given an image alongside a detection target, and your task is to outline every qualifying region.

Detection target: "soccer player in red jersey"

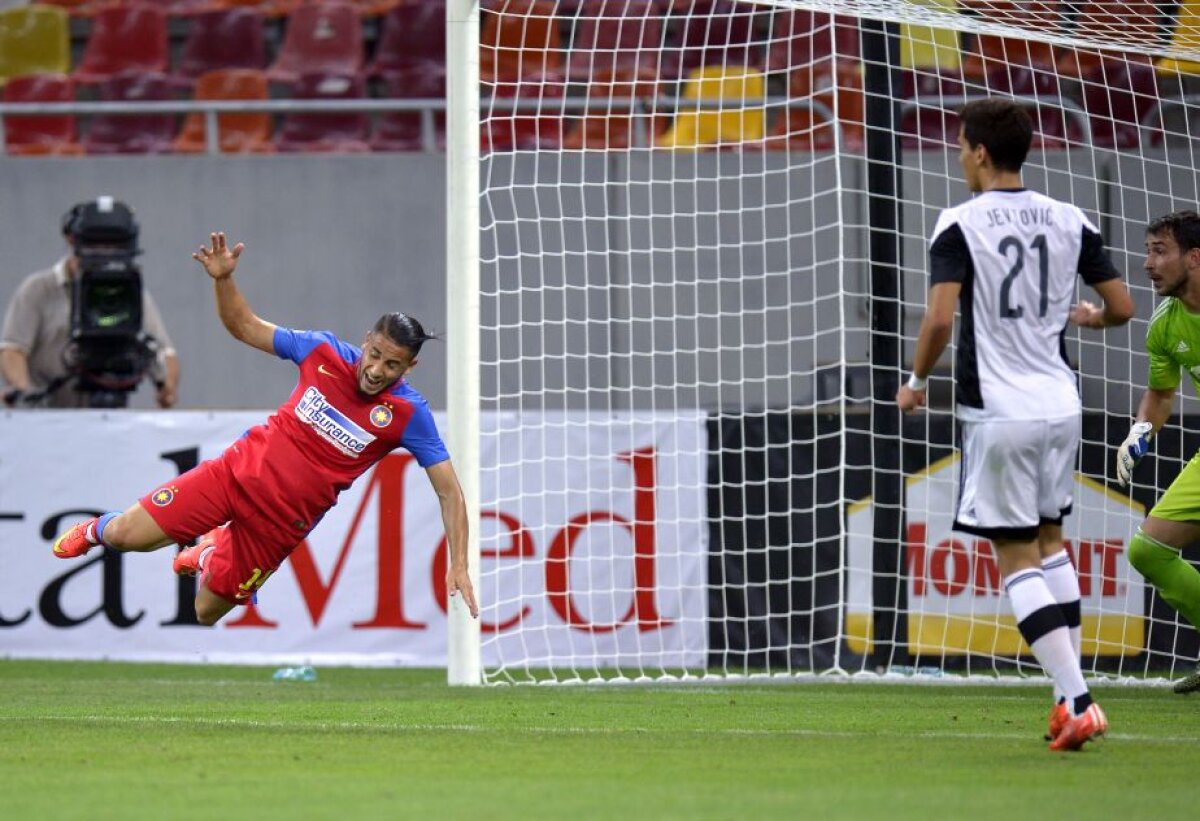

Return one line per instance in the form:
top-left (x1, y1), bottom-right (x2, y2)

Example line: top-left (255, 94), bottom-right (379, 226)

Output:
top-left (51, 233), bottom-right (479, 626)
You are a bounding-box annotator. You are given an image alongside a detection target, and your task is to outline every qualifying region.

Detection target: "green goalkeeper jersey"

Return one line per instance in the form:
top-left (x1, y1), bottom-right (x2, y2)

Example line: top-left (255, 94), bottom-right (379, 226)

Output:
top-left (1146, 297), bottom-right (1200, 395)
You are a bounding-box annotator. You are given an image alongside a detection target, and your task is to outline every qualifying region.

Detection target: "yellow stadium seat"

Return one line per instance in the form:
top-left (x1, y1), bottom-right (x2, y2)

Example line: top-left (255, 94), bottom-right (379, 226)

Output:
top-left (900, 0), bottom-right (960, 71)
top-left (1158, 0), bottom-right (1200, 76)
top-left (0, 4), bottom-right (70, 84)
top-left (656, 66), bottom-right (766, 151)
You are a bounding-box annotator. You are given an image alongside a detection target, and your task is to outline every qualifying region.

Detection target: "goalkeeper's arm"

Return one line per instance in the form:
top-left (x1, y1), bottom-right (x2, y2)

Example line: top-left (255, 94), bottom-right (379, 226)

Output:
top-left (1117, 386), bottom-right (1176, 487)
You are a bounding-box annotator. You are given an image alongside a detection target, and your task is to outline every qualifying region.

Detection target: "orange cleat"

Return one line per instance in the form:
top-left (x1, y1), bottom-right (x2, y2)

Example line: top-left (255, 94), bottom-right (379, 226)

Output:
top-left (1049, 703), bottom-right (1108, 752)
top-left (52, 518), bottom-right (99, 558)
top-left (173, 529), bottom-right (220, 577)
top-left (1045, 701), bottom-right (1070, 741)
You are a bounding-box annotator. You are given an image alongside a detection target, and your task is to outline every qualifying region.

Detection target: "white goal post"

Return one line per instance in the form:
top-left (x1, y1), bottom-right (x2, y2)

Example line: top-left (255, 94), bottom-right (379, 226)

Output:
top-left (447, 0), bottom-right (1200, 685)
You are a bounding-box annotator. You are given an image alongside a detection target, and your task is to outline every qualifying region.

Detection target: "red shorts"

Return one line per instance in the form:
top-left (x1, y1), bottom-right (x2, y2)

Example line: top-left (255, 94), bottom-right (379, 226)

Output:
top-left (139, 455), bottom-right (300, 606)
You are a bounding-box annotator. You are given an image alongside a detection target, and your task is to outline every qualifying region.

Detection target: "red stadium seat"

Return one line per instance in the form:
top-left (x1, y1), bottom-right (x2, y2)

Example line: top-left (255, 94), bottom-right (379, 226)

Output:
top-left (274, 72), bottom-right (370, 152)
top-left (369, 70), bottom-right (444, 152)
top-left (958, 0), bottom-right (1060, 79)
top-left (175, 8), bottom-right (267, 88)
top-left (2, 73), bottom-right (84, 156)
top-left (1057, 1), bottom-right (1160, 78)
top-left (266, 2), bottom-right (363, 85)
top-left (173, 68), bottom-right (274, 153)
top-left (566, 0), bottom-right (663, 83)
top-left (1081, 57), bottom-right (1161, 148)
top-left (670, 0), bottom-right (761, 79)
top-left (72, 3), bottom-right (169, 85)
top-left (84, 69), bottom-right (177, 153)
top-left (364, 0), bottom-right (444, 81)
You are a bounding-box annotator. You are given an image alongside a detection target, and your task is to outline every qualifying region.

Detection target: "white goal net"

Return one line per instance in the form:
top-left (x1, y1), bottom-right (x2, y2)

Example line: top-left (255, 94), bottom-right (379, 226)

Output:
top-left (449, 0), bottom-right (1200, 684)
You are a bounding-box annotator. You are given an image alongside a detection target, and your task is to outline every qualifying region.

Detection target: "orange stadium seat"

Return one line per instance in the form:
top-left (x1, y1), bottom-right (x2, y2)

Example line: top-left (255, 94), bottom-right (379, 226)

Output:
top-left (480, 0), bottom-right (563, 83)
top-left (959, 0), bottom-right (1060, 79)
top-left (1058, 0), bottom-right (1160, 77)
top-left (560, 65), bottom-right (660, 150)
top-left (670, 0), bottom-right (760, 80)
top-left (266, 2), bottom-right (363, 85)
top-left (2, 72), bottom-right (85, 155)
top-left (480, 76), bottom-right (565, 151)
top-left (72, 3), bottom-right (169, 84)
top-left (173, 68), bottom-right (273, 153)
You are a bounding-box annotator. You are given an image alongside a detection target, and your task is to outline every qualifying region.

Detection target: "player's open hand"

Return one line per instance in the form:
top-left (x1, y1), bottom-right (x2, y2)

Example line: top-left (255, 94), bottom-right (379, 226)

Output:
top-left (193, 232), bottom-right (244, 281)
top-left (446, 563), bottom-right (479, 619)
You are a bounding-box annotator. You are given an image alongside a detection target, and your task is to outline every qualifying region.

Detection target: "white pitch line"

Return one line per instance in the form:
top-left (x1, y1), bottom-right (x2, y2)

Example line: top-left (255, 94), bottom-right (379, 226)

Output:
top-left (0, 714), bottom-right (1193, 745)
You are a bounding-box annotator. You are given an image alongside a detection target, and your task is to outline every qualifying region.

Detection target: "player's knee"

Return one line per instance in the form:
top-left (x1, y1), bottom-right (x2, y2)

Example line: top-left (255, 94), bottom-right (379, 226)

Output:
top-left (193, 600), bottom-right (227, 627)
top-left (1128, 530), bottom-right (1173, 579)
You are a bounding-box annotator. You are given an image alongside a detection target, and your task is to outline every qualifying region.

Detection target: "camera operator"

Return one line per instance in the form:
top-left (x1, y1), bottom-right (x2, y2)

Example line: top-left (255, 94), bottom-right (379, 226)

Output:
top-left (0, 197), bottom-right (180, 408)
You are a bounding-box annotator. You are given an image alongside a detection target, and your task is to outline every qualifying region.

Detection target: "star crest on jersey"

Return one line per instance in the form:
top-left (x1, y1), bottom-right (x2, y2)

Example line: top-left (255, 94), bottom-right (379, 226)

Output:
top-left (1177, 340), bottom-right (1190, 353)
top-left (151, 486), bottom-right (177, 507)
top-left (370, 405), bottom-right (393, 428)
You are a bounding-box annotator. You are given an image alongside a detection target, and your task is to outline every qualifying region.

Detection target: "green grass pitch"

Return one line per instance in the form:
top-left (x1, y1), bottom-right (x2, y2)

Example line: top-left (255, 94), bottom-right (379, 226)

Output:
top-left (1, 660), bottom-right (1197, 820)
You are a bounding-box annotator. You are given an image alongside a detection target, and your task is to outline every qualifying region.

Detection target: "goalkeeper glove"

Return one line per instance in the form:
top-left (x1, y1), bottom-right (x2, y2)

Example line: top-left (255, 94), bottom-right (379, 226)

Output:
top-left (1116, 421), bottom-right (1154, 488)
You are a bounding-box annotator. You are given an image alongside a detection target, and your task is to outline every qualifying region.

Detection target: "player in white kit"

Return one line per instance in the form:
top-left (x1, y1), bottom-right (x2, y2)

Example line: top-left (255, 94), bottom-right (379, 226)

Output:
top-left (896, 99), bottom-right (1134, 751)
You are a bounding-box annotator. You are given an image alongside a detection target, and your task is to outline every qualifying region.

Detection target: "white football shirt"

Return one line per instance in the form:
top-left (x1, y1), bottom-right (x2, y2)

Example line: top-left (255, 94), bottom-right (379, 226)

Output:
top-left (928, 188), bottom-right (1119, 422)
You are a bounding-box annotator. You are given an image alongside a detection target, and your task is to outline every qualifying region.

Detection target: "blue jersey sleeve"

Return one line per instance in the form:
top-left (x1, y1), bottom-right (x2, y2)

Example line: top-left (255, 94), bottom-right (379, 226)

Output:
top-left (274, 328), bottom-right (361, 365)
top-left (401, 400), bottom-right (450, 468)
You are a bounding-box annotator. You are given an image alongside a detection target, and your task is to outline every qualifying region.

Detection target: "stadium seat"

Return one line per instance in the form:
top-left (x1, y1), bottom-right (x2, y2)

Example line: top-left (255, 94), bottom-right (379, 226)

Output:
top-left (266, 2), bottom-right (363, 85)
top-left (560, 65), bottom-right (660, 149)
top-left (1157, 0), bottom-right (1200, 76)
top-left (480, 76), bottom-right (565, 151)
top-left (1057, 0), bottom-right (1160, 77)
top-left (0, 4), bottom-right (70, 85)
top-left (786, 57), bottom-right (865, 152)
top-left (480, 0), bottom-right (563, 84)
top-left (958, 0), bottom-right (1060, 79)
top-left (1081, 57), bottom-right (1161, 148)
top-left (274, 72), bottom-right (370, 152)
top-left (369, 71), bottom-right (444, 152)
top-left (900, 0), bottom-right (961, 76)
top-left (84, 69), bottom-right (177, 153)
top-left (671, 0), bottom-right (760, 80)
top-left (72, 3), bottom-right (169, 85)
top-left (173, 68), bottom-right (273, 153)
top-left (215, 0), bottom-right (301, 18)
top-left (363, 0), bottom-right (444, 82)
top-left (900, 98), bottom-right (1087, 150)
top-left (656, 65), bottom-right (766, 150)
top-left (986, 63), bottom-right (1061, 98)
top-left (566, 0), bottom-right (663, 84)
top-left (2, 72), bottom-right (84, 155)
top-left (35, 0), bottom-right (103, 18)
top-left (174, 8), bottom-right (267, 88)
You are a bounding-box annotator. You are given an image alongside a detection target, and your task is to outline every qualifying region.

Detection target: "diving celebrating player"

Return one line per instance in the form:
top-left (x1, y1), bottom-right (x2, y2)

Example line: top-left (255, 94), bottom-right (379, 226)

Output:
top-left (50, 233), bottom-right (479, 627)
top-left (1113, 210), bottom-right (1200, 695)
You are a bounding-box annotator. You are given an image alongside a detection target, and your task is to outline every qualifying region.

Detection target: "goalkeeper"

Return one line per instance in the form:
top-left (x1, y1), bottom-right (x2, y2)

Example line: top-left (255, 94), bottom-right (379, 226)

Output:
top-left (1116, 209), bottom-right (1200, 694)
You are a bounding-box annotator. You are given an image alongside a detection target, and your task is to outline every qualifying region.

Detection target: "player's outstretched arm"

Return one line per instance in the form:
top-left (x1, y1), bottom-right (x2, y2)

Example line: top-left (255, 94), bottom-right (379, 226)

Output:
top-left (426, 460), bottom-right (479, 619)
top-left (192, 232), bottom-right (277, 355)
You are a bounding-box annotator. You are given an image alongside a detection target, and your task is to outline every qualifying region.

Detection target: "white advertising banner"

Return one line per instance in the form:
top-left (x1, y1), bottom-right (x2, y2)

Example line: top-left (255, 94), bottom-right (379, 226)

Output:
top-left (845, 454), bottom-right (1146, 656)
top-left (0, 410), bottom-right (708, 667)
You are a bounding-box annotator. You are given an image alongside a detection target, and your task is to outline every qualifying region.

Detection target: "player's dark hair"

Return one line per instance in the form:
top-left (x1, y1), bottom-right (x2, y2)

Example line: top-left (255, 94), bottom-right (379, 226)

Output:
top-left (1147, 210), bottom-right (1200, 253)
top-left (374, 312), bottom-right (438, 356)
top-left (959, 99), bottom-right (1033, 173)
